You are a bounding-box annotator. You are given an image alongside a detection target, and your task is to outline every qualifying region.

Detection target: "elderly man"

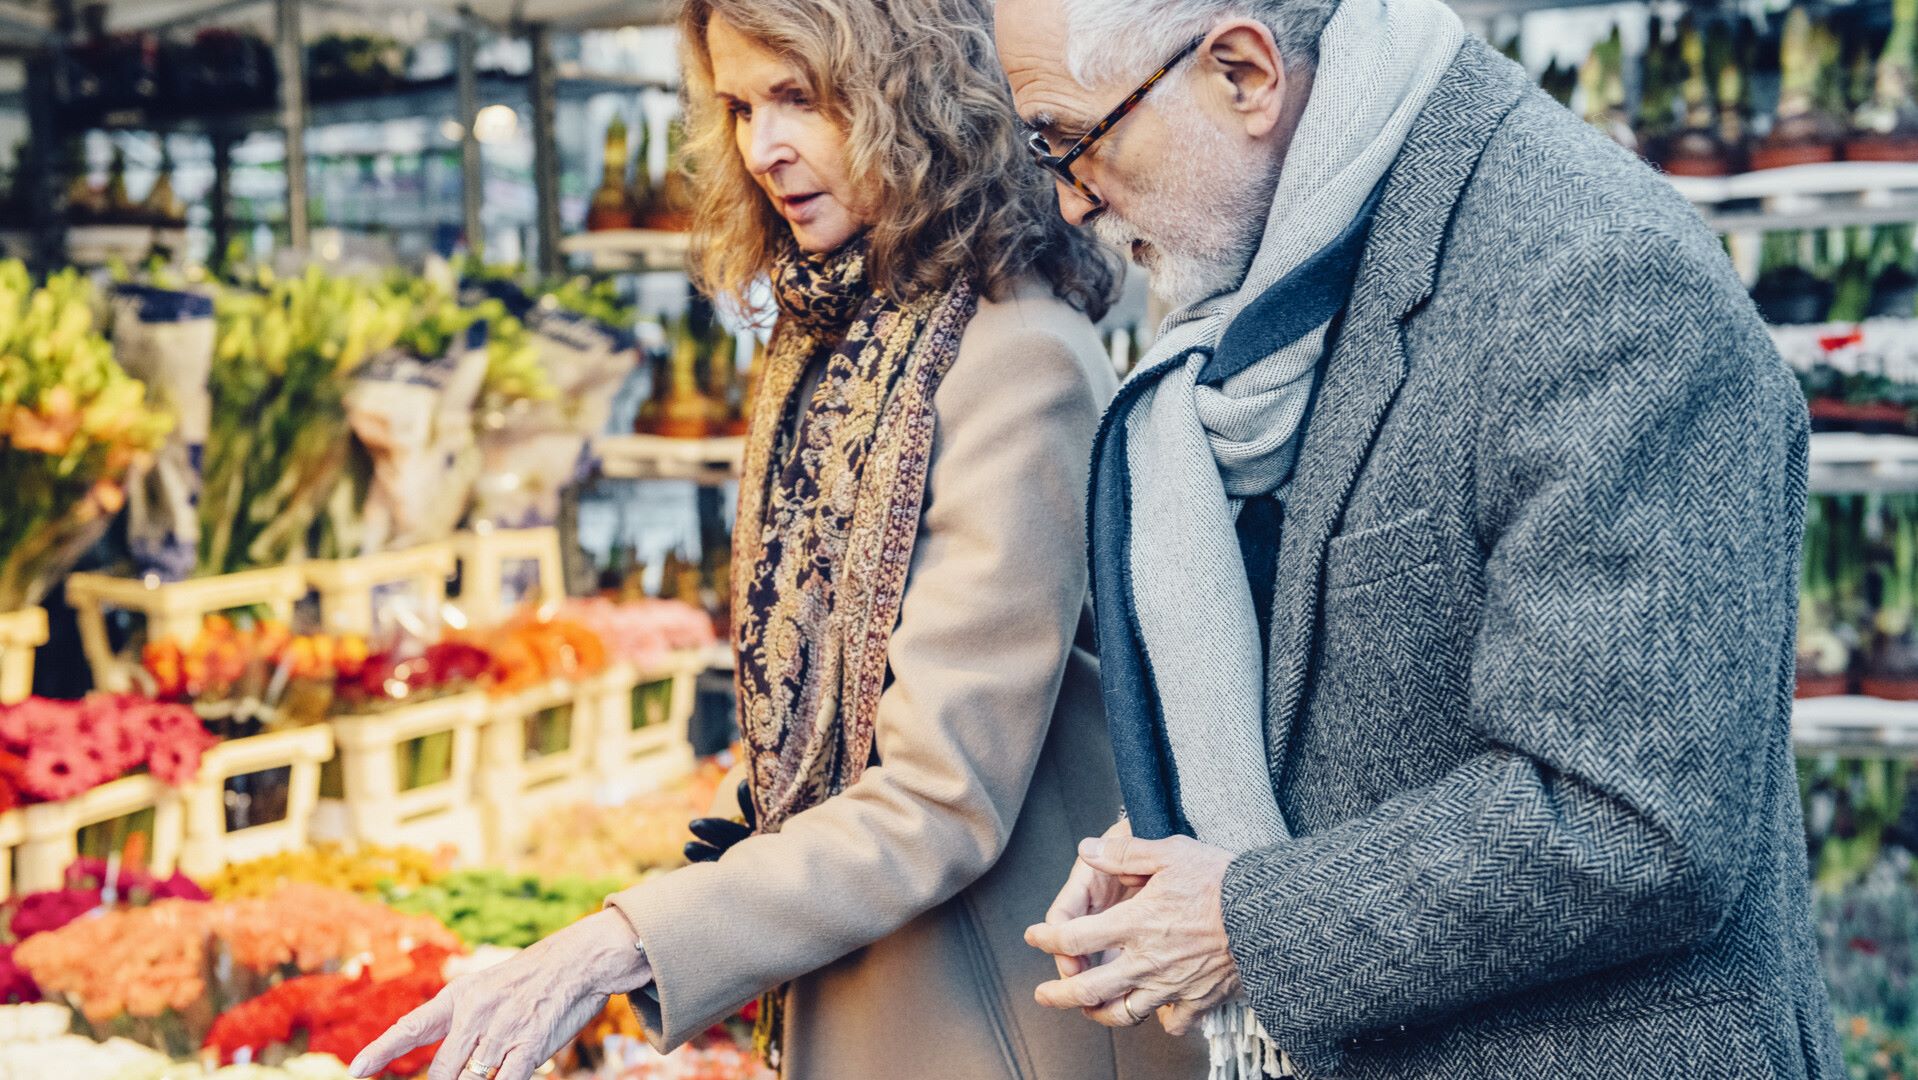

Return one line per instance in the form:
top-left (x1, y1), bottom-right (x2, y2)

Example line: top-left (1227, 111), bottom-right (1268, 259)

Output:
top-left (999, 0), bottom-right (1841, 1078)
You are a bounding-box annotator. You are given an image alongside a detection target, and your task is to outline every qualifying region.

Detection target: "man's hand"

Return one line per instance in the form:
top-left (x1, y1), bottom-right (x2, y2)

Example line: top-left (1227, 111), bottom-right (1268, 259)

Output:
top-left (1025, 834), bottom-right (1240, 1036)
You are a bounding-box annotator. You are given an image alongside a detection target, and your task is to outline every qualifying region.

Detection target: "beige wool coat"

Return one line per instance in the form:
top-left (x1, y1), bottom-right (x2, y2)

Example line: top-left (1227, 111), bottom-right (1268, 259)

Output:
top-left (604, 277), bottom-right (1203, 1080)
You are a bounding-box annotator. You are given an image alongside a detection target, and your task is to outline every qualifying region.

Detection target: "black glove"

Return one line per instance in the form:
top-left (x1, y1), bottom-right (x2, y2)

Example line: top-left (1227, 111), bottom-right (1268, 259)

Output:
top-left (684, 780), bottom-right (756, 864)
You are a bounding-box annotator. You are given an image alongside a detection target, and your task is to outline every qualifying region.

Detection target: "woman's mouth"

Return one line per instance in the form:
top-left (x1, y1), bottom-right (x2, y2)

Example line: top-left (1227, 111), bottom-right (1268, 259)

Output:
top-left (781, 193), bottom-right (826, 221)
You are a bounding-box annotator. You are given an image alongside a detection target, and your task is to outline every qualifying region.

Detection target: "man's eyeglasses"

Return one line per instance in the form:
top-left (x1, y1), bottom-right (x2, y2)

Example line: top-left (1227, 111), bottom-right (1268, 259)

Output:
top-left (1025, 35), bottom-right (1205, 217)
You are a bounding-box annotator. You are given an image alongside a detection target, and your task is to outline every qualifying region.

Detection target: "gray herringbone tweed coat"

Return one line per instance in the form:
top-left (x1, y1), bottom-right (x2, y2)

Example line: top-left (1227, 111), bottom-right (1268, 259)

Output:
top-left (1218, 37), bottom-right (1842, 1079)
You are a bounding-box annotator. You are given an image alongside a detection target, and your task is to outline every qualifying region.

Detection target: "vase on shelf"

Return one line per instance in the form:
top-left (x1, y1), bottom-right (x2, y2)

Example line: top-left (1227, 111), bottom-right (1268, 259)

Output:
top-left (587, 115), bottom-right (638, 233)
top-left (654, 322), bottom-right (715, 439)
top-left (644, 118), bottom-right (696, 233)
top-left (626, 115), bottom-right (657, 227)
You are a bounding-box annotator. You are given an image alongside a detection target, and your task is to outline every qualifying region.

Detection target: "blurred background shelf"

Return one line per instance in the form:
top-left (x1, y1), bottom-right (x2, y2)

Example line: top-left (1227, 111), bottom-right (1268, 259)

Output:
top-left (1795, 695), bottom-right (1918, 753)
top-left (594, 433), bottom-right (743, 484)
top-left (1809, 433), bottom-right (1918, 494)
top-left (560, 227), bottom-right (687, 272)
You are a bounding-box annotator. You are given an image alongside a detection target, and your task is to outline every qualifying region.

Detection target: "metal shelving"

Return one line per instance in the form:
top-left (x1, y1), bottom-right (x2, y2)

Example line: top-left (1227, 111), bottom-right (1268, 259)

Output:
top-left (1809, 433), bottom-right (1918, 495)
top-left (1795, 695), bottom-right (1918, 754)
top-left (9, 0), bottom-right (682, 269)
top-left (1669, 162), bottom-right (1918, 235)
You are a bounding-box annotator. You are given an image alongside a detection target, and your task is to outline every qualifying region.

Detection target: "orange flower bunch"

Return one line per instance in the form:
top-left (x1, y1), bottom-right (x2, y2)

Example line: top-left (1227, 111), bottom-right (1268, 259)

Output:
top-left (214, 883), bottom-right (461, 981)
top-left (450, 612), bottom-right (608, 695)
top-left (143, 614), bottom-right (371, 703)
top-left (12, 898), bottom-right (219, 1023)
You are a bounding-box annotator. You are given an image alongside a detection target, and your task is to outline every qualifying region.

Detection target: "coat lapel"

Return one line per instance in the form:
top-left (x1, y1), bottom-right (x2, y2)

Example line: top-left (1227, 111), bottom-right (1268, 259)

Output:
top-left (1261, 39), bottom-right (1531, 788)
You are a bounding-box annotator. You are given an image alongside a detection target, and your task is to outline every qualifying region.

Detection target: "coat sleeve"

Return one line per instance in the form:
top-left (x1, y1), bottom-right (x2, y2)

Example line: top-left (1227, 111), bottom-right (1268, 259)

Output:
top-left (1218, 229), bottom-right (1808, 1072)
top-left (603, 315), bottom-right (1106, 1050)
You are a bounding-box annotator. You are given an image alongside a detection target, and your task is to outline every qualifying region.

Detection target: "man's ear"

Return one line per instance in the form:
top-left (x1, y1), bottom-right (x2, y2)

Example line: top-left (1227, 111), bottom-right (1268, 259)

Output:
top-left (1195, 20), bottom-right (1288, 138)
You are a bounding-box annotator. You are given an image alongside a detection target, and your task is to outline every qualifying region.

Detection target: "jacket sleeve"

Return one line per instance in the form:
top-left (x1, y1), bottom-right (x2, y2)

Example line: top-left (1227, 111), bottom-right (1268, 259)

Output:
top-left (604, 317), bottom-right (1106, 1050)
top-left (1219, 230), bottom-right (1808, 1071)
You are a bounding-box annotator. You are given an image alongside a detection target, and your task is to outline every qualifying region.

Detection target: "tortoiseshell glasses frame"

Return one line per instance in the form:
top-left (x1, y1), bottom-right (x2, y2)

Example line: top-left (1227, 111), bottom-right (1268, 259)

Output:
top-left (1025, 35), bottom-right (1206, 215)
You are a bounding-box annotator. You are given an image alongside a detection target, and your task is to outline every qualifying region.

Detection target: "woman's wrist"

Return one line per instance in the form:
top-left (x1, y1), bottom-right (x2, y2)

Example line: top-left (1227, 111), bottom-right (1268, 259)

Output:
top-left (574, 908), bottom-right (657, 996)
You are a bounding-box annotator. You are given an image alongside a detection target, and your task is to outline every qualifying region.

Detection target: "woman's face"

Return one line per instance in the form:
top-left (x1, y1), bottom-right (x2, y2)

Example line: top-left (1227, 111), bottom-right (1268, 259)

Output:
top-left (708, 16), bottom-right (867, 254)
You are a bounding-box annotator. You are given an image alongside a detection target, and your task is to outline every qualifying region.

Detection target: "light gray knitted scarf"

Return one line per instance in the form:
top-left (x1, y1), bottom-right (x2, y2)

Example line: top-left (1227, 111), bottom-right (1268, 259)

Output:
top-left (1119, 0), bottom-right (1462, 1073)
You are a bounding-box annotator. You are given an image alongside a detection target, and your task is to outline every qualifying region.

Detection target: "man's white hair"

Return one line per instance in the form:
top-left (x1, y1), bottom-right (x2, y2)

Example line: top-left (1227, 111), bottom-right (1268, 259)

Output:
top-left (1056, 0), bottom-right (1335, 87)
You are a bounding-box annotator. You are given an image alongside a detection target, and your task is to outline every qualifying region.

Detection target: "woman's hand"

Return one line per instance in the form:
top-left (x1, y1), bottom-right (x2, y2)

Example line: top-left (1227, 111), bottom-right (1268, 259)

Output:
top-left (349, 910), bottom-right (653, 1080)
top-left (1038, 817), bottom-right (1141, 983)
top-left (685, 780), bottom-right (756, 864)
top-left (1025, 834), bottom-right (1241, 1036)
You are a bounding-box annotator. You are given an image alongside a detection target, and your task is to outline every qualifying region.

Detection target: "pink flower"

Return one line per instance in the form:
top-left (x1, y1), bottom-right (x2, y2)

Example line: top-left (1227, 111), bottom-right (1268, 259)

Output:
top-left (0, 698), bottom-right (75, 749)
top-left (0, 944), bottom-right (40, 1004)
top-left (145, 740), bottom-right (202, 787)
top-left (20, 743), bottom-right (103, 802)
top-left (8, 888), bottom-right (99, 940)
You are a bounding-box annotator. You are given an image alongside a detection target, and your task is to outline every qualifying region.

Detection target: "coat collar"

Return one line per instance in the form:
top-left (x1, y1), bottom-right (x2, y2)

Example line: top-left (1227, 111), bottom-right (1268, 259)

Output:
top-left (1260, 37), bottom-right (1532, 783)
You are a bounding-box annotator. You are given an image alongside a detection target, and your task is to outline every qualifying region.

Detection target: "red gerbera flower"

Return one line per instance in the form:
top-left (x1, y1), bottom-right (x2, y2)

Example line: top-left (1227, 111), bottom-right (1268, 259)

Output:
top-left (145, 737), bottom-right (209, 787)
top-left (0, 698), bottom-right (76, 749)
top-left (20, 743), bottom-right (104, 802)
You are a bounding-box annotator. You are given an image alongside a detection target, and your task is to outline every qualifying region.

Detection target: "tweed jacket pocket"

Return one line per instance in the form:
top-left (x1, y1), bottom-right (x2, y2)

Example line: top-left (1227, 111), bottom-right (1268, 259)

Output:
top-left (1324, 508), bottom-right (1439, 591)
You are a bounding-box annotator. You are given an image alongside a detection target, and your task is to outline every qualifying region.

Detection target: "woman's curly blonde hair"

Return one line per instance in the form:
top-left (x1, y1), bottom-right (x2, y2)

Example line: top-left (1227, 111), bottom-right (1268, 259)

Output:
top-left (678, 0), bottom-right (1119, 321)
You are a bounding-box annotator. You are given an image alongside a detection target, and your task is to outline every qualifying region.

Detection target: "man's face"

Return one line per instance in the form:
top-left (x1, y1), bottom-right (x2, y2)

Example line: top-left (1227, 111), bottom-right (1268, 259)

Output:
top-left (996, 0), bottom-right (1282, 308)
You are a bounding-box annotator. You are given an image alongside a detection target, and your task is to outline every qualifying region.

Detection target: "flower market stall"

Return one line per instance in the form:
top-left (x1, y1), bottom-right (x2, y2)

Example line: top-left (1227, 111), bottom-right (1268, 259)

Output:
top-left (0, 245), bottom-right (738, 1077)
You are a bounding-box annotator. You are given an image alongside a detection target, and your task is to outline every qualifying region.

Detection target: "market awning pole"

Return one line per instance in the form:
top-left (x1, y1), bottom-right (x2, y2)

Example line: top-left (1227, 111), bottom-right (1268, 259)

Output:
top-left (24, 53), bottom-right (63, 274)
top-left (210, 132), bottom-right (235, 270)
top-left (529, 21), bottom-right (562, 278)
top-left (456, 6), bottom-right (483, 259)
top-left (275, 0), bottom-right (309, 254)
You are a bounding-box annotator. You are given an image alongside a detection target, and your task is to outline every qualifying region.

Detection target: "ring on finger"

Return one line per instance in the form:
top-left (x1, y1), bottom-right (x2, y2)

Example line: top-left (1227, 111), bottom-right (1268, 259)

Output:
top-left (1120, 990), bottom-right (1145, 1025)
top-left (466, 1060), bottom-right (502, 1079)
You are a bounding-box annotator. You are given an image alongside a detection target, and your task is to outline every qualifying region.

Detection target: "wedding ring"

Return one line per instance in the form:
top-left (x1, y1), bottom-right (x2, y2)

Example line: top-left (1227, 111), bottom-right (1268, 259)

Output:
top-left (466, 1062), bottom-right (501, 1079)
top-left (1120, 990), bottom-right (1145, 1025)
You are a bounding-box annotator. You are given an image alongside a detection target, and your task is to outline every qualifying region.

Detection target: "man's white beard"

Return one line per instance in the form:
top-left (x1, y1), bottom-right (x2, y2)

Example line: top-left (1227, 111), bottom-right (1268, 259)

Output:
top-left (1092, 101), bottom-right (1275, 312)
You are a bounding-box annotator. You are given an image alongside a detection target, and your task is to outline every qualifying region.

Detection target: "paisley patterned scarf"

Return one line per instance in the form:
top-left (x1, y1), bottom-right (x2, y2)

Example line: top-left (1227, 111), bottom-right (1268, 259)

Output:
top-left (734, 241), bottom-right (977, 836)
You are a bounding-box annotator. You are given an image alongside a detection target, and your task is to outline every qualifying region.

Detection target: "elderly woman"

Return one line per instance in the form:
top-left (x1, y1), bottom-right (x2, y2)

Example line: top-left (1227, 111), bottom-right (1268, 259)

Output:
top-left (349, 1), bottom-right (1203, 1079)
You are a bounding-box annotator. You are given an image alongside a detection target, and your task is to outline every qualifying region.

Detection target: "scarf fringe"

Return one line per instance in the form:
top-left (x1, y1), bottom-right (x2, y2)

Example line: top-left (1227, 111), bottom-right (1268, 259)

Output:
top-left (1203, 999), bottom-right (1291, 1080)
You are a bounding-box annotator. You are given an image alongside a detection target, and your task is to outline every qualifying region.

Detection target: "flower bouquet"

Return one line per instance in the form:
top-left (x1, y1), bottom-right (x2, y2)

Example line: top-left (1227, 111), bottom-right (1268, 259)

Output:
top-left (204, 843), bottom-right (446, 901)
top-left (462, 271), bottom-right (641, 531)
top-left (0, 260), bottom-right (173, 609)
top-left (0, 695), bottom-right (217, 811)
top-left (202, 943), bottom-right (458, 1077)
top-left (334, 274), bottom-right (552, 557)
top-left (11, 897), bottom-right (223, 1055)
top-left (1, 858), bottom-right (208, 1004)
top-left (8, 857), bottom-right (208, 939)
top-left (200, 267), bottom-right (411, 575)
top-left (213, 882), bottom-right (462, 994)
top-left (453, 611), bottom-right (608, 697)
top-left (560, 598), bottom-right (716, 673)
top-left (377, 869), bottom-right (627, 949)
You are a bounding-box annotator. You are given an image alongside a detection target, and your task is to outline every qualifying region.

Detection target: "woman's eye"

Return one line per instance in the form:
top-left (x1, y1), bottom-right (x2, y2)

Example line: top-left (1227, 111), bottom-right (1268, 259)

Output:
top-left (728, 101), bottom-right (751, 120)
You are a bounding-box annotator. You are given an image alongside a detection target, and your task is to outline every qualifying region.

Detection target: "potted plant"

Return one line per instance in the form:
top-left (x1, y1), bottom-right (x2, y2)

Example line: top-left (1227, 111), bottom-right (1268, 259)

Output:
top-left (1867, 496), bottom-right (1918, 699)
top-left (1800, 496), bottom-right (1855, 697)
